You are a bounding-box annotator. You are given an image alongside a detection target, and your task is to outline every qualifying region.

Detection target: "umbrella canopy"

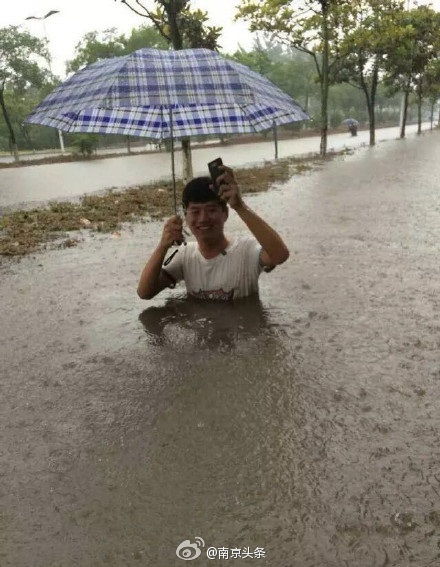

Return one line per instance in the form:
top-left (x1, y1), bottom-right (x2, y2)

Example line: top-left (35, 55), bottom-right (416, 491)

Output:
top-left (342, 118), bottom-right (359, 127)
top-left (26, 48), bottom-right (308, 138)
top-left (26, 48), bottom-right (309, 213)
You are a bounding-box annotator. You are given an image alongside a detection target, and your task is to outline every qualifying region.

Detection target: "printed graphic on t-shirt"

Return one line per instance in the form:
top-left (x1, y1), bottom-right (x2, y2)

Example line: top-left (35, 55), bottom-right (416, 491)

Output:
top-left (163, 237), bottom-right (264, 299)
top-left (190, 288), bottom-right (235, 301)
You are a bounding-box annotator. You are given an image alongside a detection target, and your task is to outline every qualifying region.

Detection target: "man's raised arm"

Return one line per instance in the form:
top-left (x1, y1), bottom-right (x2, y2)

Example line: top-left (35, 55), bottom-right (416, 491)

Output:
top-left (217, 166), bottom-right (289, 267)
top-left (137, 215), bottom-right (183, 300)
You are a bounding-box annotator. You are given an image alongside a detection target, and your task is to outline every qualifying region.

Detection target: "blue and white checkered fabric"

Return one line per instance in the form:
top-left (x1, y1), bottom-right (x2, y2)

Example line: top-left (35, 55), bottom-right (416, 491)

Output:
top-left (26, 48), bottom-right (308, 138)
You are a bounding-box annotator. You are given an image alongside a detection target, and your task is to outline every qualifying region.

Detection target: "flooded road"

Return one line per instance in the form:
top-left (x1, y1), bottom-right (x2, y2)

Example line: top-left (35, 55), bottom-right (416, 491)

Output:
top-left (0, 122), bottom-right (432, 209)
top-left (1, 131), bottom-right (440, 566)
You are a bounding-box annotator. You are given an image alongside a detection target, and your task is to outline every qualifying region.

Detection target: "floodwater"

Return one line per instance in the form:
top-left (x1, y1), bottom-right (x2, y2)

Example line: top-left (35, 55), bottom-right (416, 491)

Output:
top-left (0, 122), bottom-right (432, 209)
top-left (1, 131), bottom-right (440, 566)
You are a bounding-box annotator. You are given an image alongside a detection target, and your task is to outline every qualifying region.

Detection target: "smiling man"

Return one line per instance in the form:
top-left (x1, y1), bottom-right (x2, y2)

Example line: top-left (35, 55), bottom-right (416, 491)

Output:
top-left (137, 165), bottom-right (289, 301)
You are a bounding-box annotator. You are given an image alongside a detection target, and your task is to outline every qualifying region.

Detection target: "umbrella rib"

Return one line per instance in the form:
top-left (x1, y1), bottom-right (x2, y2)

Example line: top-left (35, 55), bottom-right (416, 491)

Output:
top-left (236, 102), bottom-right (259, 135)
top-left (169, 106), bottom-right (177, 215)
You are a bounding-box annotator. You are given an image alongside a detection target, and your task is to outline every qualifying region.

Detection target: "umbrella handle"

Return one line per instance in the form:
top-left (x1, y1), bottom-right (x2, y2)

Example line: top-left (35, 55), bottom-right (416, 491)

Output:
top-left (169, 107), bottom-right (177, 216)
top-left (169, 106), bottom-right (187, 247)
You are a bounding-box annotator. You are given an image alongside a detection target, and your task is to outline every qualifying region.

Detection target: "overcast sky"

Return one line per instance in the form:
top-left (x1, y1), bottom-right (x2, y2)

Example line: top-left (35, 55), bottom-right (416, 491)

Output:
top-left (3, 1), bottom-right (440, 79)
top-left (2, 0), bottom-right (255, 78)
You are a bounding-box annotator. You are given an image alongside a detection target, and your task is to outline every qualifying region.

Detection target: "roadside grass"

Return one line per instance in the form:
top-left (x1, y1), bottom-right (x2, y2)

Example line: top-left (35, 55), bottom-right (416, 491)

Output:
top-left (0, 151), bottom-right (346, 257)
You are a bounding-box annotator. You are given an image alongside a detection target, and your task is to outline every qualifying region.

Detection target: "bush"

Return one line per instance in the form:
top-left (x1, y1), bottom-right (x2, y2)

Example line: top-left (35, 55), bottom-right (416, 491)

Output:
top-left (71, 134), bottom-right (99, 157)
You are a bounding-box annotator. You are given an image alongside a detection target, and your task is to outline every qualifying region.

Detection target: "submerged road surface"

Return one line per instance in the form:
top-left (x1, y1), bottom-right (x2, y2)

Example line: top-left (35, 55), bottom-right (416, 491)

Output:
top-left (0, 131), bottom-right (439, 566)
top-left (0, 122), bottom-right (433, 209)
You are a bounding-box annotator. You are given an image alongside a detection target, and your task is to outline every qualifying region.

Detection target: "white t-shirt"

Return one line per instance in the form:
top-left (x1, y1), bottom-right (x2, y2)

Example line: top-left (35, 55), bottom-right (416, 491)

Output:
top-left (163, 236), bottom-right (265, 300)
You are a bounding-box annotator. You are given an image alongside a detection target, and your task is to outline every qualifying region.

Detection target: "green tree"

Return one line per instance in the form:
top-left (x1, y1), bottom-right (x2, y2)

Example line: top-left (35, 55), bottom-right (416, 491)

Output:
top-left (4, 88), bottom-right (40, 150)
top-left (231, 43), bottom-right (274, 77)
top-left (383, 6), bottom-right (440, 138)
top-left (116, 0), bottom-right (222, 181)
top-left (71, 133), bottom-right (100, 157)
top-left (0, 77), bottom-right (61, 152)
top-left (230, 38), bottom-right (319, 117)
top-left (332, 0), bottom-right (403, 146)
top-left (0, 26), bottom-right (49, 161)
top-left (66, 25), bottom-right (169, 154)
top-left (67, 26), bottom-right (168, 73)
top-left (236, 0), bottom-right (351, 156)
top-left (117, 0), bottom-right (222, 50)
top-left (423, 59), bottom-right (440, 130)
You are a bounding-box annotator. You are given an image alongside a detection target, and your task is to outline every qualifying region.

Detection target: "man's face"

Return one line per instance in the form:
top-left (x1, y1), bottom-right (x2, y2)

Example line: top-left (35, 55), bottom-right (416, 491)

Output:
top-left (185, 201), bottom-right (228, 241)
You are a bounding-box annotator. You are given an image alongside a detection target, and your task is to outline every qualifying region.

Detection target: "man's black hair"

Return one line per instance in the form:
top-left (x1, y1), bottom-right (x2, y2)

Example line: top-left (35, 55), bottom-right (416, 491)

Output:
top-left (182, 176), bottom-right (227, 211)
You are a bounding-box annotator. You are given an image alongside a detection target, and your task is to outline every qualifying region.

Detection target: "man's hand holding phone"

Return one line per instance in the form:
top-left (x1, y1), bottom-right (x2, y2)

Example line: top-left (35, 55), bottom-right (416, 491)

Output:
top-left (208, 158), bottom-right (244, 210)
top-left (208, 157), bottom-right (224, 193)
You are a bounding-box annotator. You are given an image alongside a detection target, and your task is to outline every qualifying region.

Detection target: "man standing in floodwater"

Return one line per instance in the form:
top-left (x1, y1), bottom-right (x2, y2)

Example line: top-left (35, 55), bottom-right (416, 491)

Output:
top-left (137, 165), bottom-right (289, 301)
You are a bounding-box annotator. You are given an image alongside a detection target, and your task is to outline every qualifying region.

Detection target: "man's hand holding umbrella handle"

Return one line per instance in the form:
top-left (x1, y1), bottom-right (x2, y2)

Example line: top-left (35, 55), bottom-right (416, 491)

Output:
top-left (160, 215), bottom-right (184, 248)
top-left (217, 166), bottom-right (290, 267)
top-left (137, 216), bottom-right (183, 300)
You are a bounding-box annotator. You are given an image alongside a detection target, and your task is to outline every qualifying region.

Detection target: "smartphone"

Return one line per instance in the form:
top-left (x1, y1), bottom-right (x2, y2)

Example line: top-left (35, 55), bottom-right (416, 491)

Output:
top-left (208, 157), bottom-right (224, 193)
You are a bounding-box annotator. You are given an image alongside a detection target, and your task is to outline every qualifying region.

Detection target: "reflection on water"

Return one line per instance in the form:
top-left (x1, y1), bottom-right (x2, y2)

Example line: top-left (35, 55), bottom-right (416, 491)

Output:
top-left (135, 296), bottom-right (305, 565)
top-left (47, 295), bottom-right (304, 566)
top-left (139, 295), bottom-right (272, 349)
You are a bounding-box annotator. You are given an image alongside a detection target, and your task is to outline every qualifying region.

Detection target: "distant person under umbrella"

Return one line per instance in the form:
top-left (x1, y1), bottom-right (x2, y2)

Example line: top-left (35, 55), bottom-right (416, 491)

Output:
top-left (342, 118), bottom-right (359, 137)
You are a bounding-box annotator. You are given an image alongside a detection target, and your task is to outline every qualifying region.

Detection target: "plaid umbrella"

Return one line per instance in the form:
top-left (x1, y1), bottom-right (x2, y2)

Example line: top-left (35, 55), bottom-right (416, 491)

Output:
top-left (26, 48), bottom-right (309, 211)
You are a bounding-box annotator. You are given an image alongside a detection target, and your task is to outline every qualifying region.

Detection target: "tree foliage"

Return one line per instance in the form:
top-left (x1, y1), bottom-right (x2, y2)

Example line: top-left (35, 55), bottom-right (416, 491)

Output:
top-left (331, 0), bottom-right (404, 145)
top-left (230, 38), bottom-right (319, 116)
top-left (115, 0), bottom-right (223, 182)
top-left (383, 6), bottom-right (440, 93)
top-left (0, 26), bottom-right (49, 91)
top-left (0, 26), bottom-right (49, 160)
top-left (67, 26), bottom-right (168, 72)
top-left (116, 0), bottom-right (222, 50)
top-left (229, 36), bottom-right (403, 130)
top-left (2, 6), bottom-right (438, 157)
top-left (236, 0), bottom-right (352, 155)
top-left (382, 5), bottom-right (440, 136)
top-left (71, 133), bottom-right (100, 157)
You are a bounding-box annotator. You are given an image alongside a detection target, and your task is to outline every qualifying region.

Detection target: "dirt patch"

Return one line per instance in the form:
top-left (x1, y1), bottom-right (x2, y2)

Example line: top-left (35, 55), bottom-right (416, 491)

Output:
top-left (0, 151), bottom-right (347, 257)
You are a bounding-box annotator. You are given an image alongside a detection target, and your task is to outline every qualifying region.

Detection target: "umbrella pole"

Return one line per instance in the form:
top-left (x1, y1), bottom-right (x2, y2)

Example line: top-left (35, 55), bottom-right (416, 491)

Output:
top-left (169, 107), bottom-right (177, 215)
top-left (273, 120), bottom-right (278, 160)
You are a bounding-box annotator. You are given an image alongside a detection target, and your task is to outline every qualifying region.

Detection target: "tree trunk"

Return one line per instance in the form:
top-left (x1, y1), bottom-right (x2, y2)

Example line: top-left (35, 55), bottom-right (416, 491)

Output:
top-left (20, 124), bottom-right (34, 151)
top-left (320, 4), bottom-right (330, 157)
top-left (273, 121), bottom-right (278, 159)
top-left (0, 85), bottom-right (19, 163)
top-left (126, 136), bottom-right (132, 153)
top-left (181, 138), bottom-right (193, 183)
top-left (302, 76), bottom-right (310, 130)
top-left (165, 4), bottom-right (192, 183)
top-left (366, 65), bottom-right (378, 146)
top-left (430, 101), bottom-right (434, 130)
top-left (400, 90), bottom-right (409, 139)
top-left (304, 80), bottom-right (310, 114)
top-left (164, 2), bottom-right (183, 49)
top-left (366, 99), bottom-right (375, 146)
top-left (417, 90), bottom-right (422, 135)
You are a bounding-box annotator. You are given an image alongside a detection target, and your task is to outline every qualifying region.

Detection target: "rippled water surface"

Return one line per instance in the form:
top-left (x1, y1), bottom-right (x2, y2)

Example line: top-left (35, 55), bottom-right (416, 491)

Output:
top-left (1, 131), bottom-right (439, 566)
